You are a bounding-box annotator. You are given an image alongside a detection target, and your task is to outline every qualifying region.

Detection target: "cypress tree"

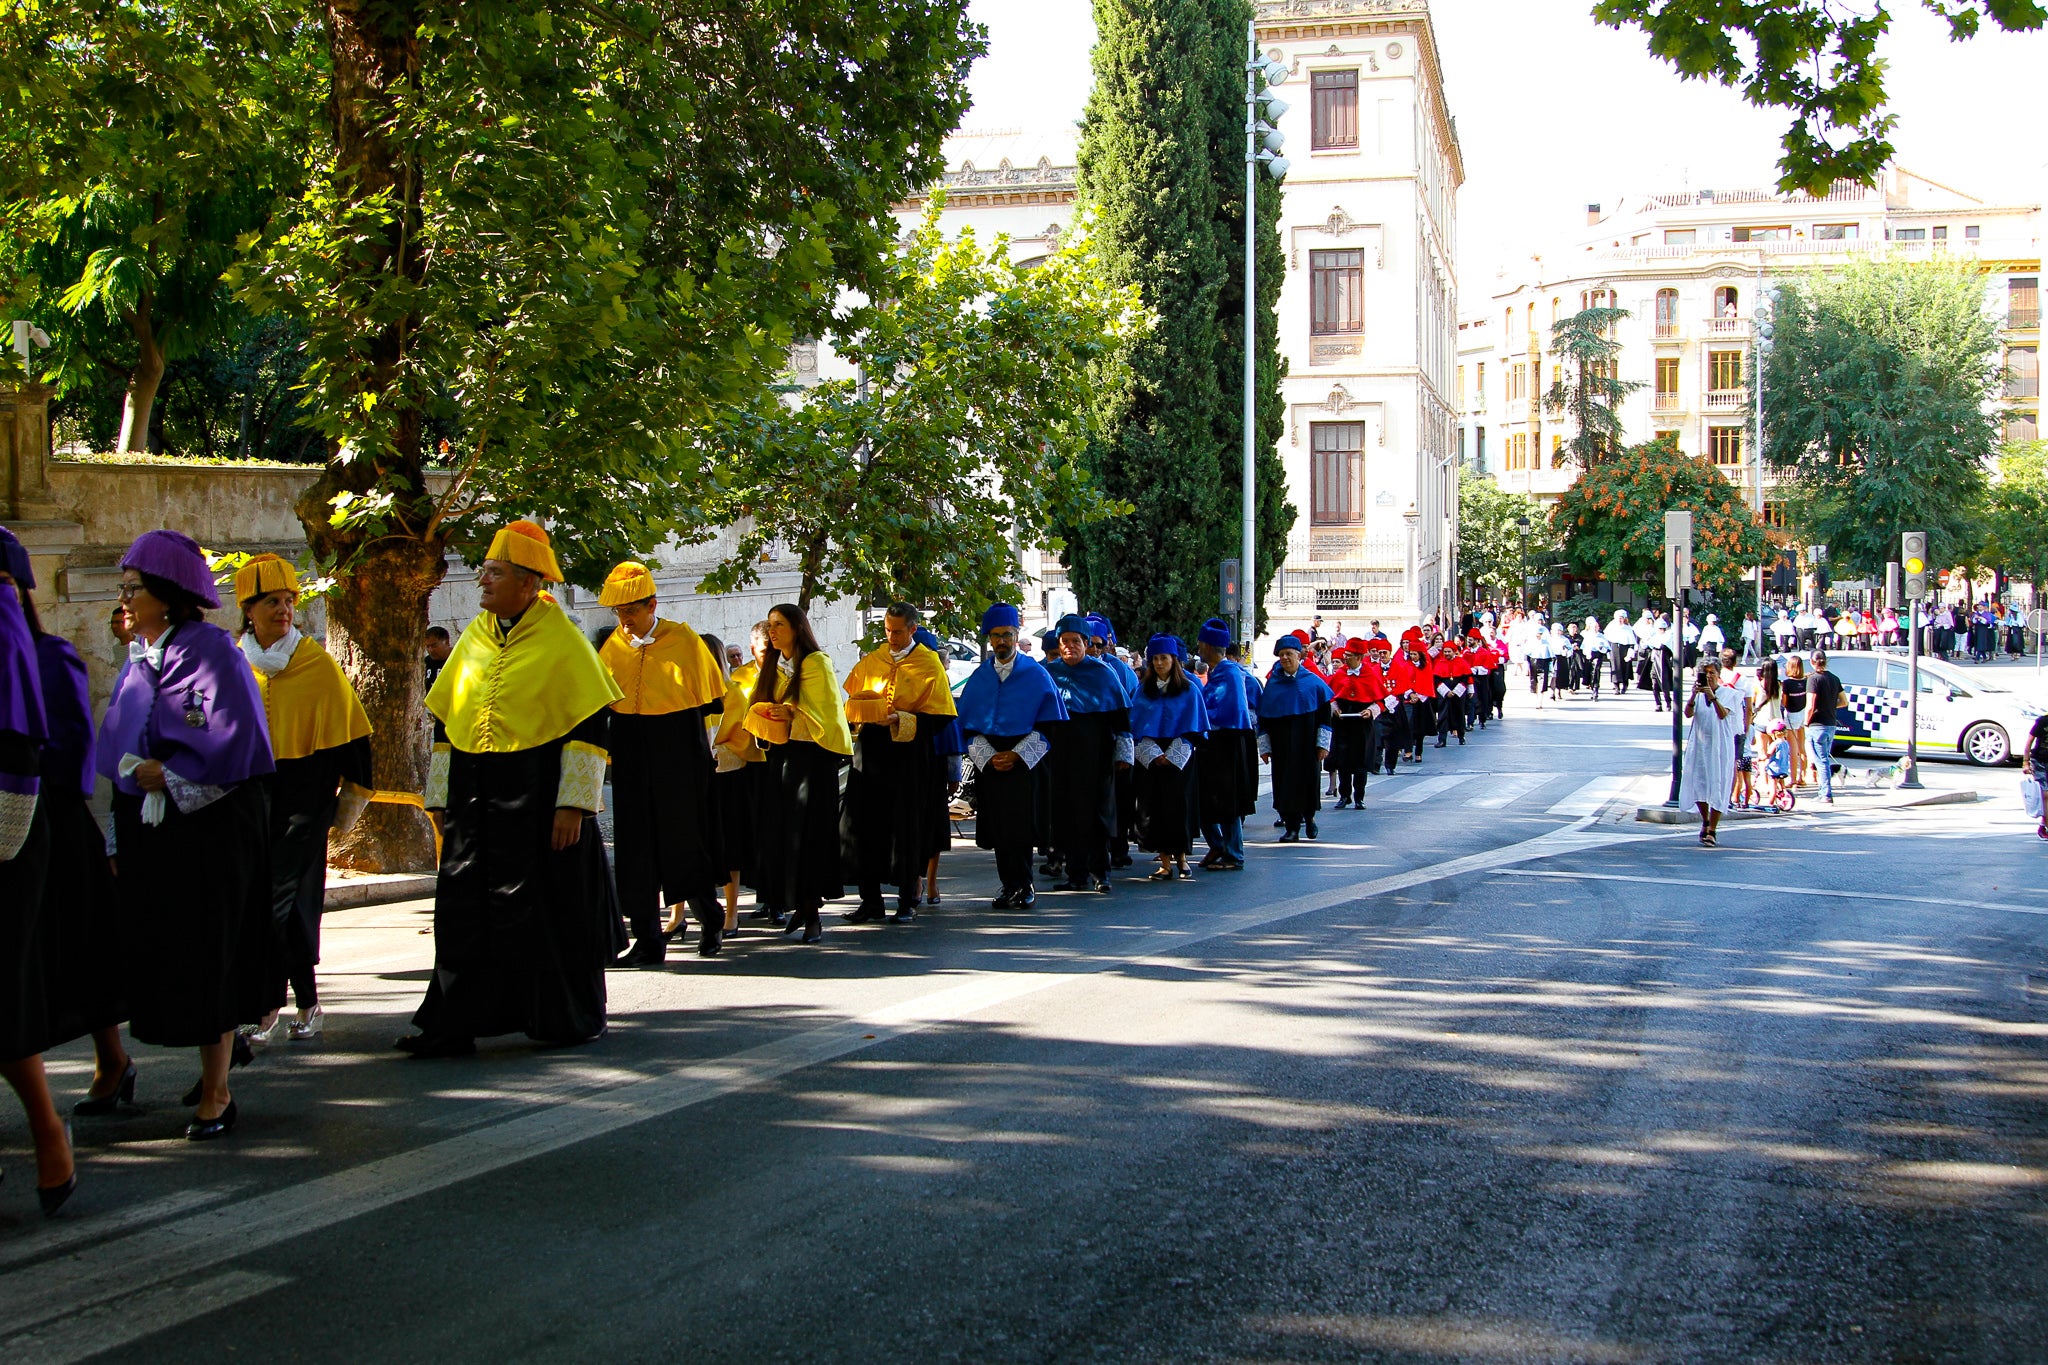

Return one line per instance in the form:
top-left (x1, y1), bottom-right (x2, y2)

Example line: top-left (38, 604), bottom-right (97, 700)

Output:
top-left (1067, 0), bottom-right (1289, 638)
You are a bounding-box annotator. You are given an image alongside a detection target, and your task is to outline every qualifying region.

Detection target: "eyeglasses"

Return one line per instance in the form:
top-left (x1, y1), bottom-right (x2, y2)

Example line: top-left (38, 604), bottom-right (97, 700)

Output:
top-left (117, 581), bottom-right (146, 599)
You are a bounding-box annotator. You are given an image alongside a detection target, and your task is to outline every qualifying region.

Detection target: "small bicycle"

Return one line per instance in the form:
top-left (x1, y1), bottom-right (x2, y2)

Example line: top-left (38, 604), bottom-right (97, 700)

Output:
top-left (1769, 784), bottom-right (1796, 813)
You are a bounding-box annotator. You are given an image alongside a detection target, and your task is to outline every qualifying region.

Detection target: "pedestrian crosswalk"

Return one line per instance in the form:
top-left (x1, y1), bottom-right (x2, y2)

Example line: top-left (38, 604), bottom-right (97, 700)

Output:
top-left (1318, 769), bottom-right (1658, 820)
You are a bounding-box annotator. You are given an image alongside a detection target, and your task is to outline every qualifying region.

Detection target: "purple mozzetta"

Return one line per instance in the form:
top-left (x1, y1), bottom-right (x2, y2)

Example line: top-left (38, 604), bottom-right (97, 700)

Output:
top-left (95, 620), bottom-right (275, 794)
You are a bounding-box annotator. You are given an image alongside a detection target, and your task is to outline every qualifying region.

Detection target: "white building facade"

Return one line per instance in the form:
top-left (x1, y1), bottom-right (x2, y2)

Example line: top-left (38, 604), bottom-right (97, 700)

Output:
top-left (1458, 168), bottom-right (2041, 531)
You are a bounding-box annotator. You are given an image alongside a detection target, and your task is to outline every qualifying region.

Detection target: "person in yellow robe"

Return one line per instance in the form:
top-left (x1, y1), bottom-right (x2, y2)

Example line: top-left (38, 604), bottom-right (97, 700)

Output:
top-left (712, 622), bottom-right (769, 925)
top-left (595, 561), bottom-right (728, 964)
top-left (838, 603), bottom-right (958, 924)
top-left (742, 603), bottom-right (850, 944)
top-left (235, 554), bottom-right (373, 1043)
top-left (399, 521), bottom-right (624, 1056)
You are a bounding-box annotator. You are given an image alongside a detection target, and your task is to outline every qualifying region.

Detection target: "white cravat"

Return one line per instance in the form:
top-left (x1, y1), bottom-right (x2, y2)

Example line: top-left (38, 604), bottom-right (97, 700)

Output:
top-left (239, 626), bottom-right (302, 677)
top-left (128, 633), bottom-right (168, 672)
top-left (890, 642), bottom-right (915, 663)
top-left (992, 655), bottom-right (1015, 682)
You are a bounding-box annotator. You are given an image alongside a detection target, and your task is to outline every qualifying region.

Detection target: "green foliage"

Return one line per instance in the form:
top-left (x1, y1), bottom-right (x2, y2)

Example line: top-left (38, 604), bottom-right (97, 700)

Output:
top-left (1065, 0), bottom-right (1293, 642)
top-left (1760, 259), bottom-right (2000, 578)
top-left (695, 207), bottom-right (1146, 643)
top-left (1456, 468), bottom-right (1542, 600)
top-left (1983, 441), bottom-right (2048, 588)
top-left (1553, 435), bottom-right (1776, 596)
top-left (1544, 307), bottom-right (1641, 467)
top-left (1592, 0), bottom-right (2045, 196)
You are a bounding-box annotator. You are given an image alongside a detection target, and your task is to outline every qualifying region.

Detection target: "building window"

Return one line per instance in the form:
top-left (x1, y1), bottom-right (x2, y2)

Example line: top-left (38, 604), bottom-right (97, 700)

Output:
top-left (1475, 362), bottom-right (1486, 406)
top-left (1732, 225), bottom-right (1790, 242)
top-left (1475, 426), bottom-right (1486, 473)
top-left (2006, 412), bottom-right (2038, 444)
top-left (1310, 70), bottom-right (1360, 149)
top-left (1893, 227), bottom-right (1927, 241)
top-left (1708, 350), bottom-right (1743, 391)
top-left (2009, 347), bottom-right (2039, 399)
top-left (1654, 429), bottom-right (1680, 447)
top-left (1763, 501), bottom-right (1788, 529)
top-left (2011, 277), bottom-right (2039, 329)
top-left (1654, 288), bottom-right (1679, 337)
top-left (1713, 285), bottom-right (1740, 317)
top-left (1708, 426), bottom-right (1743, 466)
top-left (1813, 223), bottom-right (1858, 240)
top-left (1550, 434), bottom-right (1565, 468)
top-left (1455, 366), bottom-right (1466, 408)
top-left (1664, 229), bottom-right (1696, 246)
top-left (1309, 250), bottom-right (1365, 335)
top-left (1654, 357), bottom-right (1680, 410)
top-left (1966, 225), bottom-right (1981, 240)
top-left (1310, 422), bottom-right (1365, 525)
top-left (1932, 226), bottom-right (1948, 241)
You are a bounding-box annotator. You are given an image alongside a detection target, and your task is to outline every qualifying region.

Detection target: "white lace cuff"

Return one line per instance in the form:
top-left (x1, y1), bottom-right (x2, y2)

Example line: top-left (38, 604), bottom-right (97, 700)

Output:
top-left (1471, 666), bottom-right (1489, 675)
top-left (1257, 732), bottom-right (1272, 757)
top-left (1113, 732), bottom-right (1134, 765)
top-left (164, 767), bottom-right (229, 816)
top-left (0, 788), bottom-right (35, 861)
top-left (1316, 726), bottom-right (1332, 751)
top-left (968, 735), bottom-right (997, 771)
top-left (1366, 703), bottom-right (1383, 719)
top-left (425, 743), bottom-right (451, 810)
top-left (1134, 737), bottom-right (1165, 767)
top-left (1014, 730), bottom-right (1050, 770)
top-left (556, 740), bottom-right (608, 813)
top-left (1166, 738), bottom-right (1194, 770)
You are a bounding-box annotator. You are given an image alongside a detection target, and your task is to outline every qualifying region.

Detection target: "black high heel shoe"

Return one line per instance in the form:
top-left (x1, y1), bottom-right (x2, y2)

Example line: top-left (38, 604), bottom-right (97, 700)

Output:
top-left (73, 1060), bottom-right (137, 1117)
top-left (184, 1030), bottom-right (256, 1104)
top-left (39, 1173), bottom-right (78, 1217)
top-left (185, 1099), bottom-right (238, 1141)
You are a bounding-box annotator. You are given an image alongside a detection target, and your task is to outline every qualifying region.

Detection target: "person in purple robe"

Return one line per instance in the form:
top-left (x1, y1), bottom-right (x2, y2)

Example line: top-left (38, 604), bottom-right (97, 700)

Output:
top-left (94, 530), bottom-right (279, 1141)
top-left (0, 529), bottom-right (79, 1214)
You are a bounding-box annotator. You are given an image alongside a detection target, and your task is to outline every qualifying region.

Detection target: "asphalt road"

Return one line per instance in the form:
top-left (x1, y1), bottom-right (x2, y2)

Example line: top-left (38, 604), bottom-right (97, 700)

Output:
top-left (3, 683), bottom-right (2045, 1363)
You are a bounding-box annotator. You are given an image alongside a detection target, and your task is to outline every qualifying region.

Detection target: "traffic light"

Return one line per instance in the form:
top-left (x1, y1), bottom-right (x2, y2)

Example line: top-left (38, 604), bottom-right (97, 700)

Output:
top-left (1901, 531), bottom-right (1928, 601)
top-left (1219, 558), bottom-right (1240, 617)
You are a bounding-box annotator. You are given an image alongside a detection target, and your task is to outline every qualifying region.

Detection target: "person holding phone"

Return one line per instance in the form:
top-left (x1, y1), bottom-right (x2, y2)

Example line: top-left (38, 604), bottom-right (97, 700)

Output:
top-left (1678, 661), bottom-right (1739, 847)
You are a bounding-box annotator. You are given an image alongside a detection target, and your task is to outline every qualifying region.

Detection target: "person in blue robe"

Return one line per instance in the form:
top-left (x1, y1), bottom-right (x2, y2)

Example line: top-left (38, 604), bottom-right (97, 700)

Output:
top-left (1087, 613), bottom-right (1140, 870)
top-left (1129, 635), bottom-right (1208, 879)
top-left (957, 606), bottom-right (1066, 909)
top-left (1040, 614), bottom-right (1131, 893)
top-left (1258, 635), bottom-right (1333, 842)
top-left (1194, 618), bottom-right (1257, 870)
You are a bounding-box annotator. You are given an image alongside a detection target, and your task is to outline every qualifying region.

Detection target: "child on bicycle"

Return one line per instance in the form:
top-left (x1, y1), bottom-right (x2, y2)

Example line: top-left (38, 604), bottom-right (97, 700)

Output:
top-left (1762, 720), bottom-right (1793, 808)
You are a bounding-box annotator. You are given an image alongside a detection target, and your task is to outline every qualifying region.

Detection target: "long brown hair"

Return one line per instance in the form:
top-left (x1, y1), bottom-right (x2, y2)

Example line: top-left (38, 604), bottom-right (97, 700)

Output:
top-left (752, 603), bottom-right (821, 707)
top-left (1757, 658), bottom-right (1780, 705)
top-left (1141, 653), bottom-right (1189, 698)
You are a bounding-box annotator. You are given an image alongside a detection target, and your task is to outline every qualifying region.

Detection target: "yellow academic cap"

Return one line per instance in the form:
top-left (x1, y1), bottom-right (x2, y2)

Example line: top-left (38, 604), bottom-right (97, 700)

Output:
top-left (233, 553), bottom-right (300, 604)
top-left (486, 520), bottom-right (564, 583)
top-left (597, 560), bottom-right (658, 607)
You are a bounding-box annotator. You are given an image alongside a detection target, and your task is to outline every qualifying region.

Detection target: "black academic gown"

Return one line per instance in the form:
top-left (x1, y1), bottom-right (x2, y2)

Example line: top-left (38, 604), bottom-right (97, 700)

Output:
top-left (1198, 728), bottom-right (1259, 825)
top-left (1044, 707), bottom-right (1126, 879)
top-left (842, 713), bottom-right (949, 900)
top-left (413, 710), bottom-right (614, 1045)
top-left (1134, 744), bottom-right (1200, 857)
top-left (1261, 702), bottom-right (1330, 826)
top-left (269, 736), bottom-right (373, 980)
top-left (0, 732), bottom-right (51, 1063)
top-left (610, 705), bottom-right (722, 935)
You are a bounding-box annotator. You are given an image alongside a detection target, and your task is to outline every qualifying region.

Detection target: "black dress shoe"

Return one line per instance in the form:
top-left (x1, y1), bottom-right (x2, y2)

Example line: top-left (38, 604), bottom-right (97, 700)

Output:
top-left (73, 1060), bottom-right (137, 1117)
top-left (991, 887), bottom-right (1018, 910)
top-left (1091, 875), bottom-right (1112, 895)
top-left (1054, 878), bottom-right (1091, 892)
top-left (39, 1173), bottom-right (78, 1217)
top-left (1305, 819), bottom-right (1319, 840)
top-left (185, 1100), bottom-right (238, 1141)
top-left (398, 1034), bottom-right (476, 1059)
top-left (1278, 829), bottom-right (1300, 843)
top-left (1109, 854), bottom-right (1133, 870)
top-left (1014, 887), bottom-right (1036, 909)
top-left (1039, 858), bottom-right (1065, 878)
top-left (612, 939), bottom-right (666, 969)
top-left (697, 924), bottom-right (723, 957)
top-left (843, 902), bottom-right (888, 923)
top-left (892, 905), bottom-right (916, 923)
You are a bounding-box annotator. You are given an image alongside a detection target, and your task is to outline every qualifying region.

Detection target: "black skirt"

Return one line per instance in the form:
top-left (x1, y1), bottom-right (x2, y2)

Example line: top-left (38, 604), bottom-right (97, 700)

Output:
top-left (115, 781), bottom-right (282, 1048)
top-left (758, 740), bottom-right (845, 911)
top-left (713, 763), bottom-right (759, 885)
top-left (0, 797), bottom-right (52, 1062)
top-left (39, 789), bottom-right (124, 1048)
top-left (1134, 754), bottom-right (1199, 856)
top-left (1197, 729), bottom-right (1259, 824)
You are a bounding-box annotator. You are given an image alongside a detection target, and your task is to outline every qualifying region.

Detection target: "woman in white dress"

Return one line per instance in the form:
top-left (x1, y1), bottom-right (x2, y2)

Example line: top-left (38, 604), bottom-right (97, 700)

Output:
top-left (1582, 616), bottom-right (1607, 700)
top-left (1678, 660), bottom-right (1739, 846)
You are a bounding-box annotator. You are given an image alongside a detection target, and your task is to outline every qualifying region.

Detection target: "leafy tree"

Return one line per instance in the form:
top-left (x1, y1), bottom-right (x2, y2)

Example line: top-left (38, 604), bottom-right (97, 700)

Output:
top-left (1204, 0), bottom-right (1293, 631)
top-left (12, 2), bottom-right (984, 871)
top-left (1553, 435), bottom-right (1775, 596)
top-left (696, 208), bottom-right (1144, 642)
top-left (1456, 467), bottom-right (1541, 602)
top-left (0, 6), bottom-right (317, 450)
top-left (1760, 259), bottom-right (1999, 579)
top-left (1983, 441), bottom-right (2048, 590)
top-left (1066, 0), bottom-right (1289, 640)
top-left (1592, 0), bottom-right (2046, 195)
top-left (1545, 307), bottom-right (1641, 467)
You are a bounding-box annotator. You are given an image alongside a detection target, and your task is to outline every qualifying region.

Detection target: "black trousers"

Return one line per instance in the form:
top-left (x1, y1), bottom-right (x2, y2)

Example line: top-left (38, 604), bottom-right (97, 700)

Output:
top-left (994, 845), bottom-right (1033, 891)
top-left (1435, 691), bottom-right (1465, 743)
top-left (1375, 715), bottom-right (1401, 773)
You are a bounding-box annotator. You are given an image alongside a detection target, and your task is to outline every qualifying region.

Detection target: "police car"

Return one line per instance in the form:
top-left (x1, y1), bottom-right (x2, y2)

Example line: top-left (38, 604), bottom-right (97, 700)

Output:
top-left (1801, 650), bottom-right (2043, 766)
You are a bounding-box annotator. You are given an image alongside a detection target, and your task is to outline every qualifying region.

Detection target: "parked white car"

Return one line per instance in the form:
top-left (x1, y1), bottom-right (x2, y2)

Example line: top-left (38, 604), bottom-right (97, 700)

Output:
top-left (1791, 649), bottom-right (2044, 766)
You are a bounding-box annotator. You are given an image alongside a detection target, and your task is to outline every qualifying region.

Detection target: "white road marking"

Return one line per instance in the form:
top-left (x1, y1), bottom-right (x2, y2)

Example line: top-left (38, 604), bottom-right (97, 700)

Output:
top-left (1467, 773), bottom-right (1554, 809)
top-left (1378, 775), bottom-right (1477, 804)
top-left (1546, 775), bottom-right (1638, 817)
top-left (0, 1186), bottom-right (245, 1270)
top-left (4, 1269), bottom-right (290, 1365)
top-left (1493, 868), bottom-right (2048, 917)
top-left (0, 819), bottom-right (1655, 1351)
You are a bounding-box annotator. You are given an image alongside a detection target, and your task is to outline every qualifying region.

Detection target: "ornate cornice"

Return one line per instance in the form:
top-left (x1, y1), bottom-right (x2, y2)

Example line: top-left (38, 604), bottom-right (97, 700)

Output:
top-left (901, 159), bottom-right (1079, 210)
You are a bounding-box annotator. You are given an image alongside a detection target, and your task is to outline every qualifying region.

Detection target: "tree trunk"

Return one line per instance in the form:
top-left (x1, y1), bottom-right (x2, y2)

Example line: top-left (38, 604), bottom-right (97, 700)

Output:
top-left (308, 1), bottom-right (438, 873)
top-left (115, 292), bottom-right (163, 452)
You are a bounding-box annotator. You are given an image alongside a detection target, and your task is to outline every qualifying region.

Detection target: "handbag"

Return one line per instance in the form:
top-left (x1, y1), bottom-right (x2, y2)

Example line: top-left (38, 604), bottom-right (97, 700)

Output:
top-left (2024, 775), bottom-right (2043, 821)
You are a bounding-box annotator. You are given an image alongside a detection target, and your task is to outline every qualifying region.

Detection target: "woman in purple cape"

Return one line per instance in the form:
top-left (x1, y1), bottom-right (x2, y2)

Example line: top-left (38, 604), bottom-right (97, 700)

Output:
top-left (94, 531), bottom-right (280, 1141)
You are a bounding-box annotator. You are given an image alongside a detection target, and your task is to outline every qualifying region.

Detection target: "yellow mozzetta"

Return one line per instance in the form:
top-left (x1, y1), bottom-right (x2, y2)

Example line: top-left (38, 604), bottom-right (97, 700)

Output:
top-left (744, 652), bottom-right (853, 755)
top-left (842, 643), bottom-right (957, 735)
top-left (426, 596), bottom-right (624, 753)
top-left (599, 619), bottom-right (725, 715)
top-left (252, 636), bottom-right (373, 762)
top-left (714, 661), bottom-right (764, 764)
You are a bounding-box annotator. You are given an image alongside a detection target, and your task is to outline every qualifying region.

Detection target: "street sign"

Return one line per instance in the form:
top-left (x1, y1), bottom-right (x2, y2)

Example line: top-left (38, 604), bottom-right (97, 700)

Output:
top-left (1901, 531), bottom-right (1929, 600)
top-left (1885, 561), bottom-right (1901, 606)
top-left (1663, 511), bottom-right (1693, 595)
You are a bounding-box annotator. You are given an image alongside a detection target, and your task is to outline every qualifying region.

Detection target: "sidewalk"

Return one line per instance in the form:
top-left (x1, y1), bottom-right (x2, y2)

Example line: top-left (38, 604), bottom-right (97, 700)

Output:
top-left (1635, 752), bottom-right (1990, 825)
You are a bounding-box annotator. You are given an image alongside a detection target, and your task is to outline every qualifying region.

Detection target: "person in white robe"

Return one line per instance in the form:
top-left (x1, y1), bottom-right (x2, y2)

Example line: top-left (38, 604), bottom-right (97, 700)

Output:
top-left (1678, 659), bottom-right (1739, 845)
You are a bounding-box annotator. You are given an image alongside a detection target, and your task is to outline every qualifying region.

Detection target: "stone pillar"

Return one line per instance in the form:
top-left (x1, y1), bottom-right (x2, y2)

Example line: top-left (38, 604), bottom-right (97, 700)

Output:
top-left (1, 383), bottom-right (85, 589)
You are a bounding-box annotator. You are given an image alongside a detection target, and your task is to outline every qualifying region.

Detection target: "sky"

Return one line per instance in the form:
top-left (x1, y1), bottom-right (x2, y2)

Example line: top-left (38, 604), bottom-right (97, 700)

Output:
top-left (962, 0), bottom-right (2047, 292)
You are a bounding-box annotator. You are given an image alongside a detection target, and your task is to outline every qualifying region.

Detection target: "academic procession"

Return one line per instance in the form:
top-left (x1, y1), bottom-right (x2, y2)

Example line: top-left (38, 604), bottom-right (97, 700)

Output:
top-left (0, 516), bottom-right (1541, 1212)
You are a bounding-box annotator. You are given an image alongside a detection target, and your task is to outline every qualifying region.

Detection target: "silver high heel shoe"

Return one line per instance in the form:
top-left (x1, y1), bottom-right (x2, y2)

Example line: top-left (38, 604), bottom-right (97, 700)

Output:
top-left (288, 1006), bottom-right (325, 1041)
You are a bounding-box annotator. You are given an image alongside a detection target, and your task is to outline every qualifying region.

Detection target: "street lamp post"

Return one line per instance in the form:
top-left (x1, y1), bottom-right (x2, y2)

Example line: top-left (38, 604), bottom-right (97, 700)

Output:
top-left (1515, 514), bottom-right (1531, 611)
top-left (1240, 29), bottom-right (1289, 652)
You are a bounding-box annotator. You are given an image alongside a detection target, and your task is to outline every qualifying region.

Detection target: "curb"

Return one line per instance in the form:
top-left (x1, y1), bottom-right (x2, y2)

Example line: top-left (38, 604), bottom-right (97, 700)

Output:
top-left (1634, 787), bottom-right (1980, 825)
top-left (324, 872), bottom-right (437, 910)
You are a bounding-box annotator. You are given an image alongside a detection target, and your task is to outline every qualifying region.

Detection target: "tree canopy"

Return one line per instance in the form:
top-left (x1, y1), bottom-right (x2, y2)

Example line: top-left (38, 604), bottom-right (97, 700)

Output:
top-left (1592, 0), bottom-right (2046, 195)
top-left (697, 207), bottom-right (1144, 643)
top-left (1983, 441), bottom-right (2048, 590)
top-left (1759, 259), bottom-right (2000, 579)
top-left (1544, 306), bottom-right (1640, 468)
top-left (1552, 435), bottom-right (1775, 596)
top-left (1456, 468), bottom-right (1540, 602)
